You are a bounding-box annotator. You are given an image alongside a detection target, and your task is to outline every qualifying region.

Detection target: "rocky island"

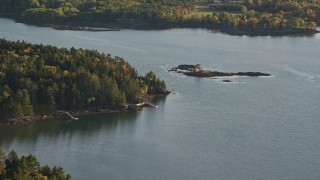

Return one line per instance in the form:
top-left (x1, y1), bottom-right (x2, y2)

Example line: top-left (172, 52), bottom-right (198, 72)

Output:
top-left (169, 64), bottom-right (271, 78)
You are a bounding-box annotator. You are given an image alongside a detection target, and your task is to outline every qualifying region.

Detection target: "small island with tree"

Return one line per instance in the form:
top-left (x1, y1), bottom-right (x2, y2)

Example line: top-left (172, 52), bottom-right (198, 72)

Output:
top-left (0, 39), bottom-right (169, 126)
top-left (170, 64), bottom-right (271, 78)
top-left (0, 0), bottom-right (319, 35)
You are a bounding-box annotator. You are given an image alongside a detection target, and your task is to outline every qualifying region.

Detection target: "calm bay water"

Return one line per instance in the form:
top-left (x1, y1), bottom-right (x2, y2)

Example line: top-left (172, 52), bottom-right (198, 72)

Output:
top-left (1, 18), bottom-right (320, 180)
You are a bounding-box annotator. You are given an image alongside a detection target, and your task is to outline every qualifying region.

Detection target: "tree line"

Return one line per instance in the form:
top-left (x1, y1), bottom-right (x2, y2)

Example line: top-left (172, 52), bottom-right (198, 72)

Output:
top-left (0, 149), bottom-right (71, 180)
top-left (203, 0), bottom-right (319, 30)
top-left (0, 0), bottom-right (194, 25)
top-left (0, 39), bottom-right (167, 121)
top-left (0, 0), bottom-right (318, 31)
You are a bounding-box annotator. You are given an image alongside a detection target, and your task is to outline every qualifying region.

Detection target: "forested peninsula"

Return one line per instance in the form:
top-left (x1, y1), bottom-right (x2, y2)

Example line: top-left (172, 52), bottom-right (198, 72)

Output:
top-left (0, 0), bottom-right (319, 35)
top-left (0, 39), bottom-right (169, 126)
top-left (0, 149), bottom-right (71, 180)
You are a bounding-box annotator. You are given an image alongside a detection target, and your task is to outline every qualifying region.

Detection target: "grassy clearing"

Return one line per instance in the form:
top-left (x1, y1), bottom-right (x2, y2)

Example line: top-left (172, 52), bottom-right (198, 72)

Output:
top-left (185, 4), bottom-right (214, 18)
top-left (185, 10), bottom-right (214, 18)
top-left (185, 2), bottom-right (241, 19)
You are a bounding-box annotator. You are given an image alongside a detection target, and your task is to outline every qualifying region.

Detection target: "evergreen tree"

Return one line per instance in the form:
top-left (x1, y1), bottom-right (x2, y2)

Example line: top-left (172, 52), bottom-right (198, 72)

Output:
top-left (0, 149), bottom-right (71, 180)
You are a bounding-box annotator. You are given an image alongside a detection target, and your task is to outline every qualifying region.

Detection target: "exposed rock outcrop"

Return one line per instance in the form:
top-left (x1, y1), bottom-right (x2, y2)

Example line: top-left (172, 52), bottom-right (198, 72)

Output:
top-left (169, 64), bottom-right (271, 77)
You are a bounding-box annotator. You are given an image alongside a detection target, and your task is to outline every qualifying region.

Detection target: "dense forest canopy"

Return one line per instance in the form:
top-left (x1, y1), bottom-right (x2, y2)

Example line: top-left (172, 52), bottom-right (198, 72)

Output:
top-left (205, 0), bottom-right (320, 30)
top-left (0, 149), bottom-right (71, 180)
top-left (0, 39), bottom-right (167, 121)
top-left (0, 0), bottom-right (318, 32)
top-left (0, 0), bottom-right (194, 24)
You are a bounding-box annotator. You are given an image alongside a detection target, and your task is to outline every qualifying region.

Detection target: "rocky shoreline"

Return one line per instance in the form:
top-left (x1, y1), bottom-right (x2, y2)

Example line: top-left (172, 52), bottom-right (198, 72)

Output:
top-left (0, 96), bottom-right (164, 127)
top-left (215, 26), bottom-right (319, 36)
top-left (0, 108), bottom-right (121, 127)
top-left (51, 25), bottom-right (120, 32)
top-left (11, 17), bottom-right (318, 36)
top-left (48, 22), bottom-right (320, 36)
top-left (169, 64), bottom-right (271, 78)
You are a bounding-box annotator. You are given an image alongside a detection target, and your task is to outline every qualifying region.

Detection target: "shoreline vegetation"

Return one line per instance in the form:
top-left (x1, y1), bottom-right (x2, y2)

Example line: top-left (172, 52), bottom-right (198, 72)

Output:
top-left (0, 0), bottom-right (319, 36)
top-left (0, 95), bottom-right (165, 127)
top-left (42, 21), bottom-right (319, 36)
top-left (0, 39), bottom-right (170, 127)
top-left (0, 149), bottom-right (71, 179)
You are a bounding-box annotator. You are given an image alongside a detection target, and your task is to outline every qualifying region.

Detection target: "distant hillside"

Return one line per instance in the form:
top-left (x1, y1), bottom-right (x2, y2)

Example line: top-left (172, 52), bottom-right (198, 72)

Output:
top-left (0, 0), bottom-right (318, 35)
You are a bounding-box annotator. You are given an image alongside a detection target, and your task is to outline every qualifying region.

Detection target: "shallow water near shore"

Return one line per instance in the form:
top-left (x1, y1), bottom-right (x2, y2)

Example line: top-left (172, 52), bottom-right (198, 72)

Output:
top-left (1, 18), bottom-right (320, 180)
